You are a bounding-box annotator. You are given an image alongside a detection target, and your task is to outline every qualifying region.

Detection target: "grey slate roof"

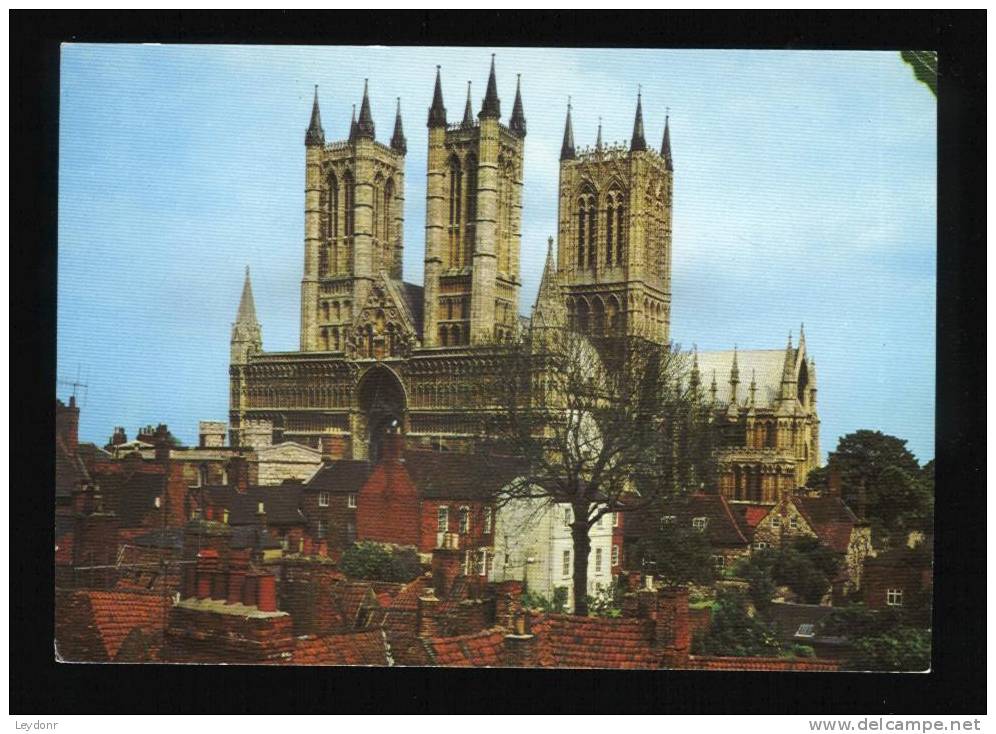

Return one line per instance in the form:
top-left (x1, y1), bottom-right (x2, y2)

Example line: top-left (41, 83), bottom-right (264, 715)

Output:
top-left (697, 349), bottom-right (789, 408)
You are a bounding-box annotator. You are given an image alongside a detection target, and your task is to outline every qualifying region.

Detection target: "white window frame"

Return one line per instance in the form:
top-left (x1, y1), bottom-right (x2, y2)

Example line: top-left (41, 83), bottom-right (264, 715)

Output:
top-left (613, 512), bottom-right (620, 528)
top-left (476, 549), bottom-right (488, 576)
top-left (886, 589), bottom-right (904, 607)
top-left (692, 516), bottom-right (708, 532)
top-left (347, 493), bottom-right (357, 509)
top-left (789, 515), bottom-right (799, 529)
top-left (483, 506), bottom-right (492, 534)
top-left (318, 491), bottom-right (330, 507)
top-left (438, 506), bottom-right (449, 533)
top-left (594, 547), bottom-right (603, 573)
top-left (755, 541), bottom-right (769, 550)
top-left (459, 506), bottom-right (471, 534)
top-left (611, 544), bottom-right (620, 567)
top-left (562, 549), bottom-right (571, 578)
top-left (660, 515), bottom-right (676, 529)
top-left (564, 507), bottom-right (572, 526)
top-left (463, 549), bottom-right (473, 576)
top-left (771, 515), bottom-right (781, 528)
top-left (712, 554), bottom-right (726, 571)
top-left (316, 519), bottom-right (327, 540)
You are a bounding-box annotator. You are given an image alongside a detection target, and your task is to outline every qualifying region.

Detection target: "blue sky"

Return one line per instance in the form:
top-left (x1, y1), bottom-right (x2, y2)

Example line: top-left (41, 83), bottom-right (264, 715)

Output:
top-left (58, 45), bottom-right (936, 463)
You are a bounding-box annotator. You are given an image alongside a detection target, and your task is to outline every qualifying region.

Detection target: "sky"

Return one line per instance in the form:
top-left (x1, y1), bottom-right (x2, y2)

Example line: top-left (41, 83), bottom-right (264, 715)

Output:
top-left (57, 45), bottom-right (936, 463)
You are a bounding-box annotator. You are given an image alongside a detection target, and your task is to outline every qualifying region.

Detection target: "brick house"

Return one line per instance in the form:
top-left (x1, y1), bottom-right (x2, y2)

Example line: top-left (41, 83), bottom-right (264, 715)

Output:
top-left (355, 434), bottom-right (523, 564)
top-left (301, 460), bottom-right (372, 559)
top-left (862, 537), bottom-right (932, 622)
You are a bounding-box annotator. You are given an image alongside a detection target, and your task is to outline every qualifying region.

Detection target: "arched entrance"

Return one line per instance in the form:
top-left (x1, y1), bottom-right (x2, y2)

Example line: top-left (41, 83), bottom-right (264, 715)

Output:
top-left (356, 366), bottom-right (407, 461)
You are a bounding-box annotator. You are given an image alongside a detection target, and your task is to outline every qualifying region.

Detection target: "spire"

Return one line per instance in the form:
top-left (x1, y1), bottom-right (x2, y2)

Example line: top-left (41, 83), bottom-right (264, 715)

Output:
top-left (782, 331), bottom-right (796, 381)
top-left (349, 104), bottom-right (357, 142)
top-left (560, 98), bottom-right (576, 161)
top-left (236, 266), bottom-right (259, 326)
top-left (798, 322), bottom-right (806, 354)
top-left (462, 81), bottom-right (475, 127)
top-left (630, 87), bottom-right (647, 152)
top-left (509, 73), bottom-right (526, 137)
top-left (305, 85), bottom-right (325, 146)
top-left (709, 370), bottom-right (718, 404)
top-left (480, 54), bottom-right (501, 119)
top-left (749, 369), bottom-right (757, 406)
top-left (727, 348), bottom-right (740, 418)
top-left (531, 237), bottom-right (567, 329)
top-left (690, 345), bottom-right (701, 392)
top-left (596, 117), bottom-right (603, 150)
top-left (390, 97), bottom-right (407, 154)
top-left (427, 65), bottom-right (447, 128)
top-left (356, 79), bottom-right (375, 139)
top-left (661, 113), bottom-right (673, 171)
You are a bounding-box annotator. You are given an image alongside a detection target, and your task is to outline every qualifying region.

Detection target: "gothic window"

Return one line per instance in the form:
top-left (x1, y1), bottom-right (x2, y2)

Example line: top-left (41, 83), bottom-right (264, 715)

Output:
top-left (321, 302), bottom-right (330, 322)
top-left (383, 178), bottom-right (394, 271)
top-left (321, 328), bottom-right (329, 350)
top-left (592, 298), bottom-right (605, 336)
top-left (448, 155), bottom-right (463, 267)
top-left (606, 295), bottom-right (620, 335)
top-left (439, 326), bottom-right (449, 347)
top-left (586, 199), bottom-right (598, 267)
top-left (577, 298), bottom-right (590, 334)
top-left (577, 206), bottom-right (586, 269)
top-left (615, 195), bottom-right (626, 265)
top-left (464, 154), bottom-right (478, 268)
top-left (605, 196), bottom-right (614, 265)
top-left (344, 171), bottom-right (355, 239)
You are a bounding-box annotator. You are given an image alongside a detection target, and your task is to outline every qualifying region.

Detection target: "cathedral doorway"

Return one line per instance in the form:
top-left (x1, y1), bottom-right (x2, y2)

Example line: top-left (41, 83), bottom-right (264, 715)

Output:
top-left (356, 366), bottom-right (407, 461)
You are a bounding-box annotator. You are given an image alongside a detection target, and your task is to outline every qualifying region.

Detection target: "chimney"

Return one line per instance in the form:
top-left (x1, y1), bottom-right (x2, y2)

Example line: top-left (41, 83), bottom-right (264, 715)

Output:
top-left (226, 560), bottom-right (247, 605)
top-left (256, 501), bottom-right (268, 534)
top-left (431, 533), bottom-right (464, 597)
top-left (321, 435), bottom-right (348, 461)
top-left (417, 588), bottom-right (441, 638)
top-left (503, 612), bottom-right (538, 667)
top-left (653, 586), bottom-right (691, 664)
top-left (624, 571), bottom-right (643, 593)
top-left (827, 465), bottom-right (842, 497)
top-left (257, 573), bottom-right (277, 612)
top-left (228, 454), bottom-right (250, 493)
top-left (110, 426), bottom-right (127, 447)
top-left (154, 424), bottom-right (171, 464)
top-left (381, 431), bottom-right (404, 462)
top-left (56, 397), bottom-right (80, 455)
top-left (195, 549), bottom-right (220, 599)
top-left (494, 580), bottom-right (524, 630)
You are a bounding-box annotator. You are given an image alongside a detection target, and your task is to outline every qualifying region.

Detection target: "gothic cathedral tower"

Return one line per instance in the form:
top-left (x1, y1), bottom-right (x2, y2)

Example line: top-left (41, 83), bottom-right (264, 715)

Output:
top-left (422, 57), bottom-right (526, 347)
top-left (557, 93), bottom-right (674, 345)
top-left (300, 83), bottom-right (407, 352)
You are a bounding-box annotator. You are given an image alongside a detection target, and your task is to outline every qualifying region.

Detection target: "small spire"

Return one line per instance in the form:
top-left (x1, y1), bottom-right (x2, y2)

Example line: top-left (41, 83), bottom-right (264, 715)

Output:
top-left (390, 97), bottom-right (407, 155)
top-left (305, 85), bottom-right (325, 146)
top-left (690, 345), bottom-right (701, 391)
top-left (356, 79), bottom-right (375, 139)
top-left (509, 73), bottom-right (526, 137)
top-left (749, 369), bottom-right (757, 405)
top-left (661, 113), bottom-right (673, 171)
top-left (531, 236), bottom-right (566, 329)
top-left (730, 346), bottom-right (740, 384)
top-left (236, 266), bottom-right (259, 326)
top-left (782, 332), bottom-right (796, 383)
top-left (710, 369), bottom-right (718, 404)
top-left (480, 54), bottom-right (501, 119)
top-left (462, 81), bottom-right (475, 127)
top-left (798, 322), bottom-right (806, 352)
top-left (560, 98), bottom-right (576, 161)
top-left (427, 65), bottom-right (447, 128)
top-left (630, 86), bottom-right (647, 152)
top-left (349, 104), bottom-right (357, 142)
top-left (596, 117), bottom-right (603, 150)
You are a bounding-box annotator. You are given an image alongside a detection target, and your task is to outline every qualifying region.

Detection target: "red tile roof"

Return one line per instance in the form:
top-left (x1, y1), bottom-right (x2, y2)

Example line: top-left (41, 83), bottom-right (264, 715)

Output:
top-left (290, 630), bottom-right (390, 666)
top-left (421, 628), bottom-right (507, 667)
top-left (537, 614), bottom-right (661, 669)
top-left (742, 505), bottom-right (771, 529)
top-left (55, 590), bottom-right (169, 662)
top-left (794, 496), bottom-right (858, 554)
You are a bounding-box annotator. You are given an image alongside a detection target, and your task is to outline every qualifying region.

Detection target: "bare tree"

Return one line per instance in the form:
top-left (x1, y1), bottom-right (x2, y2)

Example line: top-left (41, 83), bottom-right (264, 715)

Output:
top-left (478, 326), bottom-right (716, 616)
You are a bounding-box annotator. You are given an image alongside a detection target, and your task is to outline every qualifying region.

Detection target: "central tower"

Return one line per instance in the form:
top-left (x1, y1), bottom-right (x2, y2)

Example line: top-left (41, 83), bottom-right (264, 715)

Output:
top-left (557, 93), bottom-right (674, 345)
top-left (422, 57), bottom-right (526, 347)
top-left (300, 82), bottom-right (407, 352)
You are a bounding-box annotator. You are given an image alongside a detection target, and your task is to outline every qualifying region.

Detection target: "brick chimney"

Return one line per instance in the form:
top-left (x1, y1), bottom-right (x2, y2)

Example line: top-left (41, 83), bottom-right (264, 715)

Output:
top-left (417, 587), bottom-right (441, 637)
top-left (227, 454), bottom-right (251, 493)
top-left (494, 580), bottom-right (524, 630)
top-left (195, 549), bottom-right (220, 599)
top-left (503, 611), bottom-right (538, 667)
top-left (653, 586), bottom-right (691, 665)
top-left (110, 426), bottom-right (127, 447)
top-left (153, 424), bottom-right (171, 464)
top-left (56, 397), bottom-right (80, 455)
top-left (827, 465), bottom-right (842, 497)
top-left (431, 533), bottom-right (464, 597)
top-left (381, 431), bottom-right (404, 462)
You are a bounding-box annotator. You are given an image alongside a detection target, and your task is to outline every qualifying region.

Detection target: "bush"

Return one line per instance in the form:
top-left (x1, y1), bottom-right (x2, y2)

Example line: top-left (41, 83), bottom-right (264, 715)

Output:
top-left (521, 586), bottom-right (569, 614)
top-left (339, 541), bottom-right (422, 582)
top-left (586, 581), bottom-right (623, 618)
top-left (692, 589), bottom-right (781, 657)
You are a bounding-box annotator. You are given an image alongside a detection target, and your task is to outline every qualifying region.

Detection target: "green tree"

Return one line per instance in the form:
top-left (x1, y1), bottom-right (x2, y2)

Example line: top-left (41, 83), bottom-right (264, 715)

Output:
top-left (637, 523), bottom-right (716, 587)
top-left (693, 589), bottom-right (780, 657)
top-left (824, 604), bottom-right (931, 672)
top-left (900, 51), bottom-right (937, 97)
top-left (734, 549), bottom-right (779, 613)
top-left (735, 538), bottom-right (840, 607)
top-left (339, 541), bottom-right (422, 582)
top-left (586, 581), bottom-right (624, 618)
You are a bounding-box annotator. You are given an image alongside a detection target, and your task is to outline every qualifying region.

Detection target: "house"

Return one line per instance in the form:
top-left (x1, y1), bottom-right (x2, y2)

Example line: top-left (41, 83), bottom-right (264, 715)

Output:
top-left (490, 494), bottom-right (616, 612)
top-left (862, 536), bottom-right (932, 623)
top-left (355, 433), bottom-right (523, 565)
top-left (653, 492), bottom-right (754, 574)
top-left (766, 601), bottom-right (851, 661)
top-left (752, 492), bottom-right (873, 594)
top-left (301, 460), bottom-right (372, 559)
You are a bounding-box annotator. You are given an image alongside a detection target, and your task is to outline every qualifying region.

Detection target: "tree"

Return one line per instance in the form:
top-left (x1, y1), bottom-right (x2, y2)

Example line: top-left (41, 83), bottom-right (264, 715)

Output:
top-left (339, 541), bottom-right (421, 582)
top-left (900, 51), bottom-right (937, 97)
top-left (637, 523), bottom-right (716, 587)
top-left (824, 604), bottom-right (931, 672)
top-left (734, 537), bottom-right (841, 607)
top-left (693, 589), bottom-right (780, 657)
top-left (808, 430), bottom-right (932, 544)
top-left (479, 327), bottom-right (715, 616)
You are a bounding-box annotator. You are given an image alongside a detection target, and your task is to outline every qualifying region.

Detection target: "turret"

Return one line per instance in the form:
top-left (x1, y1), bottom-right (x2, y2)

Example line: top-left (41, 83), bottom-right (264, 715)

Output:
top-left (509, 74), bottom-right (526, 137)
top-left (305, 85), bottom-right (325, 147)
top-left (531, 237), bottom-right (566, 331)
top-left (232, 267), bottom-right (262, 365)
top-left (355, 79), bottom-right (375, 140)
top-left (462, 81), bottom-right (475, 127)
top-left (390, 97), bottom-right (407, 155)
top-left (727, 347), bottom-right (740, 419)
top-left (348, 104), bottom-right (357, 142)
top-left (689, 346), bottom-right (701, 395)
top-left (427, 65), bottom-right (447, 128)
top-left (479, 53), bottom-right (501, 119)
top-left (778, 332), bottom-right (798, 413)
top-left (595, 117), bottom-right (603, 151)
top-left (661, 114), bottom-right (673, 171)
top-left (560, 99), bottom-right (576, 161)
top-left (630, 88), bottom-right (647, 152)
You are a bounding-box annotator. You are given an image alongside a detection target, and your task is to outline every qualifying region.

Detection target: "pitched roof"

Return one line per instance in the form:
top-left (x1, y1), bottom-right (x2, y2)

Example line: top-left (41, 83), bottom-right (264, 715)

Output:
top-left (56, 434), bottom-right (90, 499)
top-left (537, 614), bottom-right (660, 669)
top-left (741, 504), bottom-right (771, 530)
top-left (658, 493), bottom-right (751, 547)
top-left (55, 590), bottom-right (168, 662)
top-left (697, 349), bottom-right (790, 409)
top-left (291, 629), bottom-right (391, 666)
top-left (793, 496), bottom-right (858, 554)
top-left (766, 601), bottom-right (840, 645)
top-left (401, 450), bottom-right (525, 500)
top-left (102, 470), bottom-right (167, 527)
top-left (306, 460), bottom-right (373, 494)
top-left (203, 484), bottom-right (305, 526)
top-left (421, 628), bottom-right (507, 667)
top-left (394, 280), bottom-right (424, 337)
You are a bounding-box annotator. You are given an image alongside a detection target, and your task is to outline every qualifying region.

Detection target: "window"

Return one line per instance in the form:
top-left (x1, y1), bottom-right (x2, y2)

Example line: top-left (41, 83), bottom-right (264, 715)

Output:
top-left (771, 516), bottom-right (781, 528)
top-left (346, 520), bottom-right (356, 544)
top-left (437, 506), bottom-right (449, 532)
top-left (795, 623), bottom-right (816, 638)
top-left (660, 515), bottom-right (676, 529)
top-left (562, 549), bottom-right (571, 578)
top-left (789, 516), bottom-right (799, 530)
top-left (483, 507), bottom-right (493, 534)
top-left (611, 545), bottom-right (620, 567)
top-left (316, 520), bottom-right (327, 540)
top-left (887, 589), bottom-right (904, 607)
top-left (459, 506), bottom-right (471, 534)
top-left (464, 549), bottom-right (473, 576)
top-left (613, 512), bottom-right (620, 528)
top-left (692, 516), bottom-right (708, 532)
top-left (712, 555), bottom-right (726, 571)
top-left (318, 491), bottom-right (330, 507)
top-left (754, 541), bottom-right (769, 550)
top-left (594, 547), bottom-right (603, 573)
top-left (564, 507), bottom-right (572, 526)
top-left (476, 549), bottom-right (488, 577)
top-left (347, 493), bottom-right (357, 509)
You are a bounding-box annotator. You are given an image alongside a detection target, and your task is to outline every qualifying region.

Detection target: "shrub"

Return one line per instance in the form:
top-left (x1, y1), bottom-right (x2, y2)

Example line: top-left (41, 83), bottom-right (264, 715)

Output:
top-left (339, 541), bottom-right (422, 582)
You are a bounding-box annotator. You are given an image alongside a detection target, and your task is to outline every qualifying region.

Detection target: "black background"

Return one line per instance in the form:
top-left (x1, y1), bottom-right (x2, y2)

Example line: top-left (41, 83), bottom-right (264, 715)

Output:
top-left (10, 10), bottom-right (985, 714)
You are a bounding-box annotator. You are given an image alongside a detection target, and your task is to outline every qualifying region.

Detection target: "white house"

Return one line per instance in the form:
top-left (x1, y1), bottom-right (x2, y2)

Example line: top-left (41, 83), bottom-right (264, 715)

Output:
top-left (490, 496), bottom-right (615, 612)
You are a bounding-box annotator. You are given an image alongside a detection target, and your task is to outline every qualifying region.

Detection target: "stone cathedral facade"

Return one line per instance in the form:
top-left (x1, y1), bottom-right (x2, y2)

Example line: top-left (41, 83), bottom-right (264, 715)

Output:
top-left (227, 56), bottom-right (819, 505)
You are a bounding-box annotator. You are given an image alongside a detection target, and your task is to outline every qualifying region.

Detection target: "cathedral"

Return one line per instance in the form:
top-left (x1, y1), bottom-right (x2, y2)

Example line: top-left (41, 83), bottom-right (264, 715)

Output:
top-left (227, 56), bottom-right (819, 505)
